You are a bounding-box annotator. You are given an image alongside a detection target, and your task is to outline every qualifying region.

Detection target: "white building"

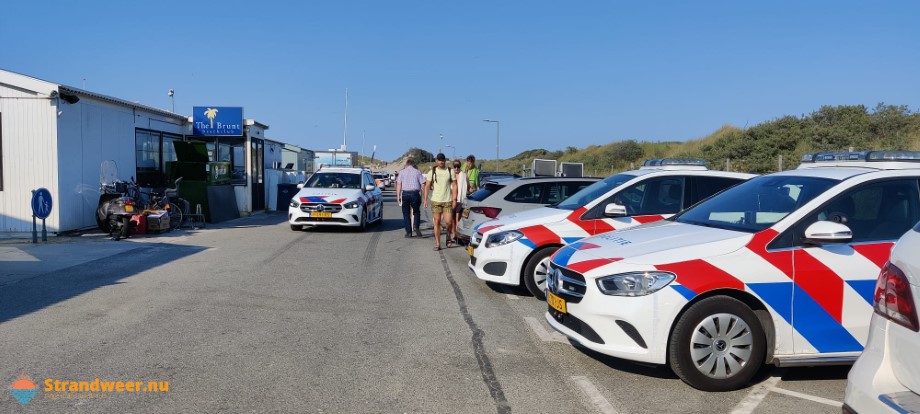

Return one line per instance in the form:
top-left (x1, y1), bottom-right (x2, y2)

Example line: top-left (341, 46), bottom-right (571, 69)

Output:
top-left (0, 69), bottom-right (293, 234)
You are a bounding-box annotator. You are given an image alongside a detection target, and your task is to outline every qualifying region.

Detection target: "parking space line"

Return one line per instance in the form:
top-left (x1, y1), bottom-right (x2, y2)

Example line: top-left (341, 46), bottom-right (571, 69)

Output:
top-left (729, 375), bottom-right (782, 414)
top-left (768, 386), bottom-right (843, 408)
top-left (497, 286), bottom-right (520, 299)
top-left (570, 376), bottom-right (620, 414)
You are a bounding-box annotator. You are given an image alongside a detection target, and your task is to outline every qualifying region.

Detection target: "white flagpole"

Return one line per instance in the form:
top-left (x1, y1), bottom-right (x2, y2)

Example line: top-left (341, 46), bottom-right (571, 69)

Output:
top-left (342, 88), bottom-right (348, 151)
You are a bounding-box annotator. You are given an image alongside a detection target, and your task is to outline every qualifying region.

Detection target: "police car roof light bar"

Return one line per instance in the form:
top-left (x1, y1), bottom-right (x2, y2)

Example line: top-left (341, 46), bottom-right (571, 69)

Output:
top-left (641, 158), bottom-right (707, 167)
top-left (801, 151), bottom-right (920, 164)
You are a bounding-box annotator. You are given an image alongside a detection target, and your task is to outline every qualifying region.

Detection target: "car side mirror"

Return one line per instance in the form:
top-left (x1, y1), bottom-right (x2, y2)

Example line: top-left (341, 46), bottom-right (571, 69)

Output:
top-left (297, 183), bottom-right (304, 189)
top-left (804, 220), bottom-right (853, 245)
top-left (604, 203), bottom-right (628, 217)
top-left (365, 184), bottom-right (376, 192)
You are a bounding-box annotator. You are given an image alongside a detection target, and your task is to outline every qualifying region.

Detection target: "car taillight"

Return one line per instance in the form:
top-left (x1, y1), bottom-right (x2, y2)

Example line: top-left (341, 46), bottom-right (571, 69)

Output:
top-left (470, 207), bottom-right (502, 219)
top-left (874, 261), bottom-right (919, 332)
top-left (125, 200), bottom-right (135, 206)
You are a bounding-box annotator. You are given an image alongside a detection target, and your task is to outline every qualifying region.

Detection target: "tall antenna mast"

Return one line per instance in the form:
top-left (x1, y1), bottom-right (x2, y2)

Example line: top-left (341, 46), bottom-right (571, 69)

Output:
top-left (342, 88), bottom-right (348, 151)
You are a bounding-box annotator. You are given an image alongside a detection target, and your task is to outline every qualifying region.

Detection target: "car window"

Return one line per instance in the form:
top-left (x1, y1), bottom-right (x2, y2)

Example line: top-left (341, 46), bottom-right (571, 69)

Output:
top-left (583, 177), bottom-right (685, 219)
top-left (468, 183), bottom-right (505, 201)
top-left (544, 181), bottom-right (593, 204)
top-left (689, 176), bottom-right (746, 204)
top-left (623, 177), bottom-right (685, 215)
top-left (504, 183), bottom-right (544, 204)
top-left (675, 175), bottom-right (839, 233)
top-left (304, 172), bottom-right (362, 189)
top-left (774, 179), bottom-right (920, 247)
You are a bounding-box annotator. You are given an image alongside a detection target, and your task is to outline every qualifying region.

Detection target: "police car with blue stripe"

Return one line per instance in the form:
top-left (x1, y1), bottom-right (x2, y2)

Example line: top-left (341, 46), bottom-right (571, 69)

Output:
top-left (544, 151), bottom-right (920, 391)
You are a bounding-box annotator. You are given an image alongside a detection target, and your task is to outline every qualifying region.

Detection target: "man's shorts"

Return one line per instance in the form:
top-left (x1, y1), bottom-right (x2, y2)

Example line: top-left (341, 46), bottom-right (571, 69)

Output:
top-left (431, 201), bottom-right (452, 214)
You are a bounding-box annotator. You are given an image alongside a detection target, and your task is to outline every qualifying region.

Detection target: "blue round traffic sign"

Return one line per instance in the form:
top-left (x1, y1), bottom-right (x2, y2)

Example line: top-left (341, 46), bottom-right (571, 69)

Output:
top-left (31, 188), bottom-right (53, 220)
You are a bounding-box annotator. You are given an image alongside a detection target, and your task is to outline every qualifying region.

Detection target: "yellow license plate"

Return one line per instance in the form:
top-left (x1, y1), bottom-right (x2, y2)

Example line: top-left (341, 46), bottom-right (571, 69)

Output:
top-left (467, 245), bottom-right (474, 256)
top-left (125, 205), bottom-right (134, 212)
top-left (462, 208), bottom-right (470, 218)
top-left (310, 212), bottom-right (332, 218)
top-left (547, 291), bottom-right (567, 314)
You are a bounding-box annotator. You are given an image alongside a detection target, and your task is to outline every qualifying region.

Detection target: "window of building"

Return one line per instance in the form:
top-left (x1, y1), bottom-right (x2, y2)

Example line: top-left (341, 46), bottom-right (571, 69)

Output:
top-left (135, 129), bottom-right (183, 187)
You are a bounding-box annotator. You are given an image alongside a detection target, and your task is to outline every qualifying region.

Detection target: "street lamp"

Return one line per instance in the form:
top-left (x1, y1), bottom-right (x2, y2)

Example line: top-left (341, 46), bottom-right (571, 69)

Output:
top-left (167, 89), bottom-right (175, 113)
top-left (445, 145), bottom-right (456, 160)
top-left (483, 119), bottom-right (500, 171)
top-left (439, 133), bottom-right (444, 154)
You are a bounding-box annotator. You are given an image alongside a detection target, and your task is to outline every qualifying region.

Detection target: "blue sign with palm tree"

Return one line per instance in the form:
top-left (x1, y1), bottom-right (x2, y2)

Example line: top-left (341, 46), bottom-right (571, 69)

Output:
top-left (192, 106), bottom-right (243, 136)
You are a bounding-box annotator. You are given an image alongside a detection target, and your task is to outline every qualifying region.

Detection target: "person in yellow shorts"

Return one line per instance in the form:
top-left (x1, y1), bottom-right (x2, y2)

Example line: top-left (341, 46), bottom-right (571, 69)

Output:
top-left (423, 153), bottom-right (458, 251)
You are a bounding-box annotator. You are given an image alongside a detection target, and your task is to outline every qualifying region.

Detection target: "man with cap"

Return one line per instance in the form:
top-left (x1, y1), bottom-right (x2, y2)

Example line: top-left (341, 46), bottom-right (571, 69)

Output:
top-left (423, 153), bottom-right (457, 250)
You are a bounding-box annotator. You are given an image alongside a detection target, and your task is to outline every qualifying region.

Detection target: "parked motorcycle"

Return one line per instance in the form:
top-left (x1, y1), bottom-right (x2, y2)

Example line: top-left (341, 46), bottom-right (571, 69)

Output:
top-left (96, 160), bottom-right (137, 240)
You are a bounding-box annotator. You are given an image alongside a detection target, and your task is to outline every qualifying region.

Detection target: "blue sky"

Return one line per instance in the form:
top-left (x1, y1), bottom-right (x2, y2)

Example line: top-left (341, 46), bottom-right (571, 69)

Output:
top-left (3, 1), bottom-right (918, 162)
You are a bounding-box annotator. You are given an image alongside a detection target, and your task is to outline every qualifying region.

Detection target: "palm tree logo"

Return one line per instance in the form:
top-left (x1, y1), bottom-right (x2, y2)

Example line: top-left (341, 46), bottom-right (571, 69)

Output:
top-left (204, 108), bottom-right (219, 128)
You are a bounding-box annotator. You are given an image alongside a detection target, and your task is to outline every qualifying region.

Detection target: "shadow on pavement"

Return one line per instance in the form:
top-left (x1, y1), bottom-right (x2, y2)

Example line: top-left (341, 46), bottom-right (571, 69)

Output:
top-left (0, 242), bottom-right (206, 323)
top-left (484, 281), bottom-right (531, 298)
top-left (780, 365), bottom-right (851, 382)
top-left (574, 346), bottom-right (680, 380)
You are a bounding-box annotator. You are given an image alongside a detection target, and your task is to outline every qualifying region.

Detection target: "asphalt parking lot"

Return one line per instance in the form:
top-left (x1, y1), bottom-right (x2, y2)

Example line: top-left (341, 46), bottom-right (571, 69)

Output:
top-left (0, 190), bottom-right (850, 413)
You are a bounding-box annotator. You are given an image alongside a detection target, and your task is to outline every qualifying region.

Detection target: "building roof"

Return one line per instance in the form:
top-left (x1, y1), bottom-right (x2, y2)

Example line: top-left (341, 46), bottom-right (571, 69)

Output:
top-left (58, 85), bottom-right (188, 121)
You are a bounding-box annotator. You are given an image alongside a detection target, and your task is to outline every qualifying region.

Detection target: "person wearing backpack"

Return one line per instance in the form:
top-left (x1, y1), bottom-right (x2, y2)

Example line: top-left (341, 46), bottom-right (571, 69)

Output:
top-left (423, 153), bottom-right (458, 251)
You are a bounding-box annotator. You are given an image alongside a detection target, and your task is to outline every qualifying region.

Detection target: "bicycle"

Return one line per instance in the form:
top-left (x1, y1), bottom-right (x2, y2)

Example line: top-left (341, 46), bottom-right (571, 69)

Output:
top-left (137, 177), bottom-right (187, 231)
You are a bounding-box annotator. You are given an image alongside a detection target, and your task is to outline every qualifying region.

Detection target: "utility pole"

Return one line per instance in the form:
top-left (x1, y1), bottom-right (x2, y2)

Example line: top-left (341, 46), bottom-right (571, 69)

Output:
top-left (483, 120), bottom-right (500, 171)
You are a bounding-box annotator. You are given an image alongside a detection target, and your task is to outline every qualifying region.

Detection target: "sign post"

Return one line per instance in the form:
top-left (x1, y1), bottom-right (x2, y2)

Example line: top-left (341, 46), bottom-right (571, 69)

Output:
top-left (31, 188), bottom-right (52, 243)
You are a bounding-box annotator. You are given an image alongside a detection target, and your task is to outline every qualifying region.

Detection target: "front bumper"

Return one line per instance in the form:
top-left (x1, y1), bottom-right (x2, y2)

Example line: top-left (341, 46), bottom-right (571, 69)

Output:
top-left (467, 232), bottom-right (530, 286)
top-left (544, 270), bottom-right (689, 365)
top-left (288, 204), bottom-right (363, 227)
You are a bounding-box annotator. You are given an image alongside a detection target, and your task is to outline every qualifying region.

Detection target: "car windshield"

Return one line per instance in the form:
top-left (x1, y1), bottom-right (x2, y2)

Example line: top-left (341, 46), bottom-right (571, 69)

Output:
top-left (303, 172), bottom-right (362, 189)
top-left (673, 175), bottom-right (840, 233)
top-left (552, 173), bottom-right (636, 210)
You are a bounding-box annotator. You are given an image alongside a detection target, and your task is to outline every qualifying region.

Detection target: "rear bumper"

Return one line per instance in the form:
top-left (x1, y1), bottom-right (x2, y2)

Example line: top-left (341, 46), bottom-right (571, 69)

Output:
top-left (845, 314), bottom-right (920, 414)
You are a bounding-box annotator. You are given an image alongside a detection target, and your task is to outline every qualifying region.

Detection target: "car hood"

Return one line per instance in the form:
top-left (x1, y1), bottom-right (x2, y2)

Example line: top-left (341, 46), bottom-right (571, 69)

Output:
top-left (552, 221), bottom-right (752, 275)
top-left (474, 207), bottom-right (570, 235)
top-left (293, 188), bottom-right (363, 203)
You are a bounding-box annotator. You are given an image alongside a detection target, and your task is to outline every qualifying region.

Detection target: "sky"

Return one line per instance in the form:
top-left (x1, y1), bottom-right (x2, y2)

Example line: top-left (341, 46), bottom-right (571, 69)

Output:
top-left (3, 1), bottom-right (919, 162)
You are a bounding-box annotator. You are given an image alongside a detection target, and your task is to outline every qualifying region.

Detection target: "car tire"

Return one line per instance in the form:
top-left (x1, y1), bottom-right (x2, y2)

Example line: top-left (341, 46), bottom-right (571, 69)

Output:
top-left (523, 247), bottom-right (557, 300)
top-left (290, 224), bottom-right (302, 231)
top-left (668, 296), bottom-right (767, 392)
top-left (359, 209), bottom-right (368, 231)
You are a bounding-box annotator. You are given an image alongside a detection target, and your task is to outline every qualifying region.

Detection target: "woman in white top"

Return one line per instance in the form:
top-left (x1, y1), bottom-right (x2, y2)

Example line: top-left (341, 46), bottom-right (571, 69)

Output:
top-left (451, 160), bottom-right (469, 243)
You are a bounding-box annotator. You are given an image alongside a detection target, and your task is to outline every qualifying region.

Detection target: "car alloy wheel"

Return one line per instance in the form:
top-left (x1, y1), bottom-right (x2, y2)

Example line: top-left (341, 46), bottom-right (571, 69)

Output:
top-left (524, 247), bottom-right (556, 300)
top-left (688, 313), bottom-right (754, 379)
top-left (668, 296), bottom-right (766, 391)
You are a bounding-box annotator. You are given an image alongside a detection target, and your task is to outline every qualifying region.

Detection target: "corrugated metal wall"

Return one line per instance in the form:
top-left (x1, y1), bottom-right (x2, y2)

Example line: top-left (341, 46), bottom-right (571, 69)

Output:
top-left (57, 98), bottom-right (186, 232)
top-left (56, 99), bottom-right (137, 232)
top-left (0, 80), bottom-right (60, 233)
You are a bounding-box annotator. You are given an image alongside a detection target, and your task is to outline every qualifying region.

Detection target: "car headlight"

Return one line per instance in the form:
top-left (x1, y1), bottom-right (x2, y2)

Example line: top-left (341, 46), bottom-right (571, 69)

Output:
top-left (290, 198), bottom-right (300, 208)
top-left (343, 201), bottom-right (360, 209)
top-left (485, 230), bottom-right (523, 248)
top-left (595, 271), bottom-right (676, 296)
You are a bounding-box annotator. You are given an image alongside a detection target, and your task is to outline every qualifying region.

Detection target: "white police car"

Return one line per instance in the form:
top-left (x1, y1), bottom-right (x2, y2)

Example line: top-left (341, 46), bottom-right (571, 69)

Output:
top-left (844, 221), bottom-right (920, 413)
top-left (545, 151), bottom-right (920, 391)
top-left (467, 159), bottom-right (753, 299)
top-left (288, 167), bottom-right (383, 231)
